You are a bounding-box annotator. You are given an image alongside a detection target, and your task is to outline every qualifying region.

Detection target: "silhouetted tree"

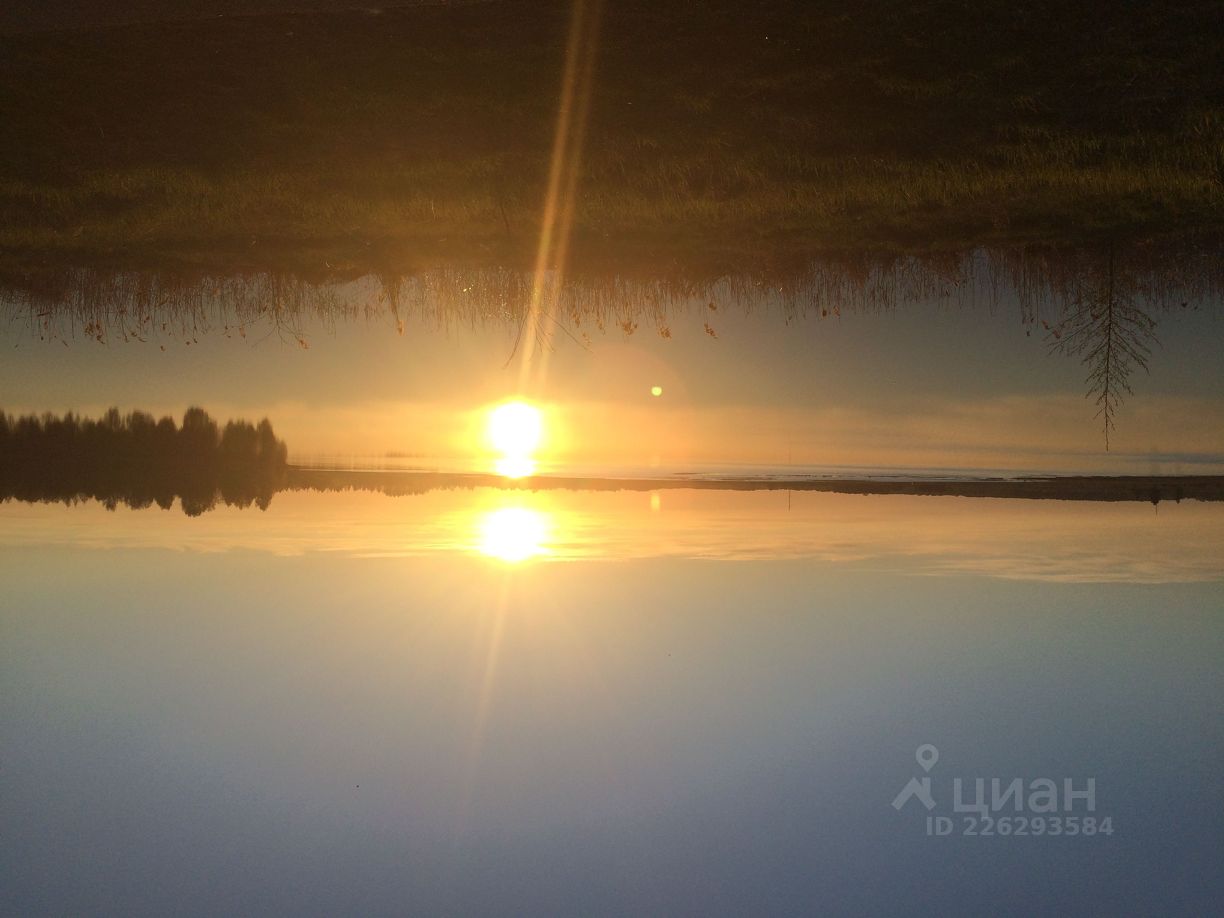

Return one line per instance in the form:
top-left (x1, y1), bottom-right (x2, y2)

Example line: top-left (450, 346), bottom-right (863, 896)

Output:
top-left (0, 407), bottom-right (289, 515)
top-left (1047, 247), bottom-right (1157, 449)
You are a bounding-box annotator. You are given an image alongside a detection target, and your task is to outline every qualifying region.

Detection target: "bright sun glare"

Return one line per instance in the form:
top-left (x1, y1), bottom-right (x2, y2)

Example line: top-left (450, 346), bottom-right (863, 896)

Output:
top-left (477, 507), bottom-right (549, 562)
top-left (487, 401), bottom-right (543, 477)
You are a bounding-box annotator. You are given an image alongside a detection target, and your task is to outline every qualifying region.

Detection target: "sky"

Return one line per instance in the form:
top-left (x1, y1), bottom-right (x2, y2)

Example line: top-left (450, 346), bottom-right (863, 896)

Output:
top-left (4, 543), bottom-right (1222, 915)
top-left (3, 487), bottom-right (1222, 583)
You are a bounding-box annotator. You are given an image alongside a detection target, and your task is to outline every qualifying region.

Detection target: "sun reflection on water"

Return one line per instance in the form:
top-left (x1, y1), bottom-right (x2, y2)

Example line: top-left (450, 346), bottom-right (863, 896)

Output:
top-left (493, 456), bottom-right (537, 479)
top-left (487, 400), bottom-right (543, 479)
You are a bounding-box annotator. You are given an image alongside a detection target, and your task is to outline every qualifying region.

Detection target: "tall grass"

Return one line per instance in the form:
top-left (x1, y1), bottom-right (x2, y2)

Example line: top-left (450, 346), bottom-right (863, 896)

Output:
top-left (1, 0), bottom-right (1222, 276)
top-left (5, 243), bottom-right (1219, 345)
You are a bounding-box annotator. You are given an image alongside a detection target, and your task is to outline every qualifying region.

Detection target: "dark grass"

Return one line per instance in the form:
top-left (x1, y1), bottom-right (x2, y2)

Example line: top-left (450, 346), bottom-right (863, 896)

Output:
top-left (2, 0), bottom-right (1224, 277)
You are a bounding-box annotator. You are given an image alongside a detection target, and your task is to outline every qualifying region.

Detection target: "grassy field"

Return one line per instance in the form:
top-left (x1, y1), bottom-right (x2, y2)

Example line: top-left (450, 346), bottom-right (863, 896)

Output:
top-left (2, 0), bottom-right (1223, 279)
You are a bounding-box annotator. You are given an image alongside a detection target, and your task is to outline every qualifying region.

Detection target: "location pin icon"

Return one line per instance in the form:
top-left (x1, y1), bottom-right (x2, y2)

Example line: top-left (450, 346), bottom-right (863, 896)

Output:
top-left (916, 744), bottom-right (939, 772)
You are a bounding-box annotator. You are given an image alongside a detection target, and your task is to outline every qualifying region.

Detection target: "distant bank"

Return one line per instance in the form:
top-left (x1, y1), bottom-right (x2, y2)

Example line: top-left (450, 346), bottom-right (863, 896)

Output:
top-left (289, 468), bottom-right (1224, 504)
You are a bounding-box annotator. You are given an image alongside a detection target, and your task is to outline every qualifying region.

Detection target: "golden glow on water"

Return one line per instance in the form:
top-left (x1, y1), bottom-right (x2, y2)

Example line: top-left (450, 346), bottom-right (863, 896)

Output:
top-left (494, 456), bottom-right (537, 478)
top-left (487, 401), bottom-right (543, 479)
top-left (488, 402), bottom-right (542, 456)
top-left (477, 506), bottom-right (551, 562)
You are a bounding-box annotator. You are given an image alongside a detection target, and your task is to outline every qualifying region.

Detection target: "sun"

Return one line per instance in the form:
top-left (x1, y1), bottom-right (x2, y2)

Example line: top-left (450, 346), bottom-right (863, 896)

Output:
top-left (477, 507), bottom-right (549, 562)
top-left (487, 401), bottom-right (542, 477)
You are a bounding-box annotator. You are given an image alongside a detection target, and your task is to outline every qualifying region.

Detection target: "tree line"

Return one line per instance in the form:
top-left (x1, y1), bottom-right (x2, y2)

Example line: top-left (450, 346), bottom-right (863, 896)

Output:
top-left (0, 407), bottom-right (288, 515)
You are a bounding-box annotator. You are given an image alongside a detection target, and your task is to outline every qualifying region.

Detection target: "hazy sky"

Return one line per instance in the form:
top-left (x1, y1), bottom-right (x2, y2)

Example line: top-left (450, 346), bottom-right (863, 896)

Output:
top-left (4, 487), bottom-right (1222, 582)
top-left (4, 542), bottom-right (1222, 915)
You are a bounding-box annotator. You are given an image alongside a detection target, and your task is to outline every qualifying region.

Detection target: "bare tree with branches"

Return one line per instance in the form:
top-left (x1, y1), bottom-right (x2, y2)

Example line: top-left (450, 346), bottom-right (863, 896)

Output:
top-left (1047, 246), bottom-right (1159, 449)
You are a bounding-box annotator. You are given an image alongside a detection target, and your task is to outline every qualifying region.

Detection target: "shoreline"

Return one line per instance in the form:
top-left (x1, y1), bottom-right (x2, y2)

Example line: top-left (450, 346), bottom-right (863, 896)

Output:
top-left (287, 469), bottom-right (1224, 503)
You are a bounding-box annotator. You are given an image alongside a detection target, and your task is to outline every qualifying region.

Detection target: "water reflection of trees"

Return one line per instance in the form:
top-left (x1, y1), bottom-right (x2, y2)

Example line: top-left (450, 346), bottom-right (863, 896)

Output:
top-left (3, 420), bottom-right (1221, 515)
top-left (0, 408), bottom-right (288, 516)
top-left (1, 242), bottom-right (1218, 443)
